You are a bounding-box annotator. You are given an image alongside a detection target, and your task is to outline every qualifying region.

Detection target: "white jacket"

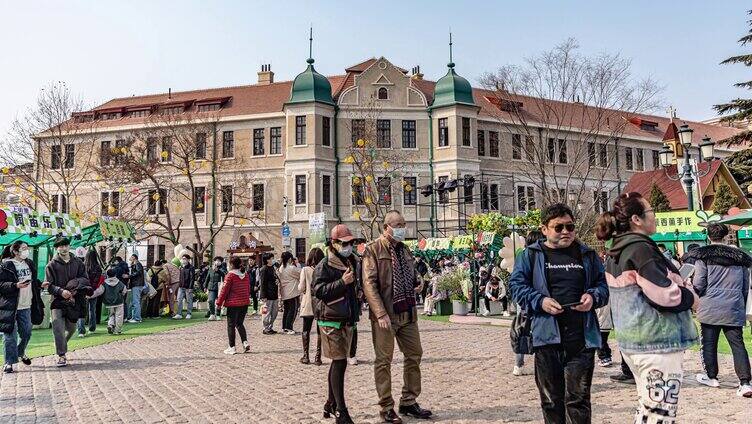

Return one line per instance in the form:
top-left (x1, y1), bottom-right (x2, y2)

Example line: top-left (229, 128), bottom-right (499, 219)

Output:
top-left (298, 266), bottom-right (315, 317)
top-left (278, 264), bottom-right (301, 300)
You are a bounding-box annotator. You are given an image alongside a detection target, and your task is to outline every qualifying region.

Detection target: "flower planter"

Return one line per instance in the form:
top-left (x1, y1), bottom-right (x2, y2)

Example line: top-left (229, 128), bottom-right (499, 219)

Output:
top-left (435, 299), bottom-right (453, 316)
top-left (451, 300), bottom-right (469, 316)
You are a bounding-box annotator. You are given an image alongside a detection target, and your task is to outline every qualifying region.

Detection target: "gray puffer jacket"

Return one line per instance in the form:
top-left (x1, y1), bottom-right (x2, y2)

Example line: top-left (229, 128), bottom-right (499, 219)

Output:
top-left (687, 244), bottom-right (751, 327)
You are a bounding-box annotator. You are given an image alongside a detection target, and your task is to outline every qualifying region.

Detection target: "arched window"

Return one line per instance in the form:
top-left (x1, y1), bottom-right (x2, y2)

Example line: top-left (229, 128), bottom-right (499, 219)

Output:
top-left (377, 87), bottom-right (388, 100)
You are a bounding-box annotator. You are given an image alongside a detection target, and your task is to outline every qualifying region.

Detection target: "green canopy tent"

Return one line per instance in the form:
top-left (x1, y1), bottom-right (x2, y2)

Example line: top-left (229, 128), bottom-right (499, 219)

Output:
top-left (717, 210), bottom-right (752, 226)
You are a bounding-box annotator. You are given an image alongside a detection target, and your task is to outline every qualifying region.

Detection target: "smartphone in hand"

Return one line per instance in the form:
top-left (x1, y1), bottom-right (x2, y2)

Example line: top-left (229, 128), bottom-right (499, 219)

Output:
top-left (679, 263), bottom-right (695, 280)
top-left (559, 301), bottom-right (583, 309)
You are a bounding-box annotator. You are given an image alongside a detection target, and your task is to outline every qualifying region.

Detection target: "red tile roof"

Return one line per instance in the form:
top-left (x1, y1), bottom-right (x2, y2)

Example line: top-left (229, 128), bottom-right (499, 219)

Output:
top-left (623, 160), bottom-right (723, 210)
top-left (663, 121), bottom-right (680, 141)
top-left (63, 58), bottom-right (743, 147)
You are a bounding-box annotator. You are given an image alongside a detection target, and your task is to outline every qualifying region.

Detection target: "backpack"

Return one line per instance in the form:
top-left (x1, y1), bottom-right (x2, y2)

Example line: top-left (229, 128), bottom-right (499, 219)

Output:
top-left (510, 249), bottom-right (535, 355)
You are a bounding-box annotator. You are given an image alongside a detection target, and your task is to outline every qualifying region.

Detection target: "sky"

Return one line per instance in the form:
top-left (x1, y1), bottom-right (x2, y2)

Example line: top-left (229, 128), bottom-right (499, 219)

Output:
top-left (0, 0), bottom-right (750, 135)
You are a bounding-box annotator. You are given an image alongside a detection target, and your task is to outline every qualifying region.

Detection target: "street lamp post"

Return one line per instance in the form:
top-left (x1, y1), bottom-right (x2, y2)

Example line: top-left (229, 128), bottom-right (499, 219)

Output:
top-left (659, 124), bottom-right (716, 212)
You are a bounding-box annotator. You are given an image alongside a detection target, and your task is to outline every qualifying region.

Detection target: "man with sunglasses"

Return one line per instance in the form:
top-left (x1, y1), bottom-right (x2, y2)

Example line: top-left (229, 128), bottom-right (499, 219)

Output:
top-left (509, 203), bottom-right (609, 424)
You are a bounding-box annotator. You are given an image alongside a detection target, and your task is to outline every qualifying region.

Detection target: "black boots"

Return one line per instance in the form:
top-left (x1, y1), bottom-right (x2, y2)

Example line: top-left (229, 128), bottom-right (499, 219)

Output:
top-left (335, 408), bottom-right (354, 424)
top-left (314, 335), bottom-right (323, 366)
top-left (300, 331), bottom-right (311, 364)
top-left (323, 400), bottom-right (337, 419)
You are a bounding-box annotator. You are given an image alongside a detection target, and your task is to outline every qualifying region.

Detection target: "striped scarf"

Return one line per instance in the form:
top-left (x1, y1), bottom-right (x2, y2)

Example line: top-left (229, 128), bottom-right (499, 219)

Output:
top-left (390, 243), bottom-right (416, 314)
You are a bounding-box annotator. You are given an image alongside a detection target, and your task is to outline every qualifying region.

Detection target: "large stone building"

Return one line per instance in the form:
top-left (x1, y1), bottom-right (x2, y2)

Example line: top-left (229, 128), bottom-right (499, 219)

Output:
top-left (32, 52), bottom-right (743, 263)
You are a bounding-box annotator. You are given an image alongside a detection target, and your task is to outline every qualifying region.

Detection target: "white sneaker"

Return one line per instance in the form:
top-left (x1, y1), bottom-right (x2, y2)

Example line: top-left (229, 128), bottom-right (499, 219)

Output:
top-left (223, 346), bottom-right (236, 355)
top-left (512, 365), bottom-right (524, 376)
top-left (208, 315), bottom-right (216, 321)
top-left (283, 329), bottom-right (296, 335)
top-left (696, 374), bottom-right (720, 388)
top-left (482, 310), bottom-right (490, 317)
top-left (348, 357), bottom-right (358, 365)
top-left (77, 333), bottom-right (85, 338)
top-left (185, 314), bottom-right (192, 320)
top-left (127, 319), bottom-right (138, 324)
top-left (503, 311), bottom-right (511, 317)
top-left (172, 314), bottom-right (182, 320)
top-left (737, 384), bottom-right (752, 398)
top-left (242, 341), bottom-right (250, 353)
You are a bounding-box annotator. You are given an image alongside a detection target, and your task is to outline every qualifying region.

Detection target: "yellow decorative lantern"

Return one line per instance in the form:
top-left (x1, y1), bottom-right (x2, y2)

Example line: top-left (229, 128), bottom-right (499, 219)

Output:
top-left (405, 185), bottom-right (413, 192)
top-left (152, 193), bottom-right (160, 201)
top-left (14, 178), bottom-right (20, 185)
top-left (365, 175), bottom-right (373, 183)
top-left (239, 218), bottom-right (247, 225)
top-left (107, 206), bottom-right (116, 214)
top-left (352, 176), bottom-right (361, 185)
top-left (382, 161), bottom-right (389, 169)
top-left (356, 139), bottom-right (365, 147)
top-left (197, 202), bottom-right (204, 209)
top-left (160, 151), bottom-right (169, 159)
top-left (120, 147), bottom-right (128, 154)
top-left (1, 167), bottom-right (9, 174)
top-left (344, 155), bottom-right (354, 165)
top-left (365, 196), bottom-right (372, 205)
top-left (118, 187), bottom-right (125, 193)
top-left (353, 211), bottom-right (361, 220)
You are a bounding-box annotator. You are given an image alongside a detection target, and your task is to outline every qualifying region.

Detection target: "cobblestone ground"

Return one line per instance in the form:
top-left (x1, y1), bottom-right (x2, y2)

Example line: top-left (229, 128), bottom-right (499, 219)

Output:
top-left (1, 315), bottom-right (749, 423)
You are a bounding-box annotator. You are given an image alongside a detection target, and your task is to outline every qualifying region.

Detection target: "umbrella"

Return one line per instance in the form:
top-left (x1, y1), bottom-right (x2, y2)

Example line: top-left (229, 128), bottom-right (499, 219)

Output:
top-left (717, 210), bottom-right (752, 226)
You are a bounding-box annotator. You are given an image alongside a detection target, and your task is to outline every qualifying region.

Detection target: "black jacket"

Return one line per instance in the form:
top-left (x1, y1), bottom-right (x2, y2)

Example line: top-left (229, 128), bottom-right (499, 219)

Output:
top-left (0, 262), bottom-right (21, 333)
top-left (312, 249), bottom-right (359, 324)
top-left (129, 261), bottom-right (145, 287)
top-left (45, 254), bottom-right (90, 311)
top-left (258, 265), bottom-right (278, 300)
top-left (204, 267), bottom-right (226, 292)
top-left (179, 264), bottom-right (195, 289)
top-left (2, 259), bottom-right (45, 327)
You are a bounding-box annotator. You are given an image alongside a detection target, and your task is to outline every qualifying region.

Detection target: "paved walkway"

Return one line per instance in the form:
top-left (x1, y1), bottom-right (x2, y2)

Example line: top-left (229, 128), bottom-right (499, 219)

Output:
top-left (0, 315), bottom-right (748, 423)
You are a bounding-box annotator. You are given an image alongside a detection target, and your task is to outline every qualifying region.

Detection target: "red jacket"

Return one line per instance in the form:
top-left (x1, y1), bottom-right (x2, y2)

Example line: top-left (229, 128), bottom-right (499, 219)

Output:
top-left (216, 270), bottom-right (250, 308)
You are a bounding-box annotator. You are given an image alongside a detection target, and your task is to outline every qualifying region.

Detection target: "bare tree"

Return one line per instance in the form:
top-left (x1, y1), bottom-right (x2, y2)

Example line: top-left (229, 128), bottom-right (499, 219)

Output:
top-left (342, 97), bottom-right (412, 240)
top-left (95, 109), bottom-right (263, 261)
top-left (480, 38), bottom-right (663, 232)
top-left (1, 82), bottom-right (99, 216)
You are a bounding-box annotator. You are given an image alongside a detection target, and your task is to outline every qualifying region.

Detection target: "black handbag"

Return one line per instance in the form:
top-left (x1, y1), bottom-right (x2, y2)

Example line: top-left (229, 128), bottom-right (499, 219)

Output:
top-left (510, 309), bottom-right (533, 354)
top-left (322, 295), bottom-right (351, 321)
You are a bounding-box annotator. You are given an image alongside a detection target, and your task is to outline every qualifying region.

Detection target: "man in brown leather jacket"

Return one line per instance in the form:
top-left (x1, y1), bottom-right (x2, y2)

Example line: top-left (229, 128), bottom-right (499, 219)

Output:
top-left (362, 210), bottom-right (432, 423)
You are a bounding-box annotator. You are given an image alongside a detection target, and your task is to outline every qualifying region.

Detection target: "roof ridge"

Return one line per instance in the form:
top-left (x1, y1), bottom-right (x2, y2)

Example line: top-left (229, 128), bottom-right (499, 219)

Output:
top-left (96, 75), bottom-right (347, 109)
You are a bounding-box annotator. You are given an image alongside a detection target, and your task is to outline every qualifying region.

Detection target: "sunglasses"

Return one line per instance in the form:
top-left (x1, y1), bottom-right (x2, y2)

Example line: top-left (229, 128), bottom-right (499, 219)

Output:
top-left (551, 223), bottom-right (576, 233)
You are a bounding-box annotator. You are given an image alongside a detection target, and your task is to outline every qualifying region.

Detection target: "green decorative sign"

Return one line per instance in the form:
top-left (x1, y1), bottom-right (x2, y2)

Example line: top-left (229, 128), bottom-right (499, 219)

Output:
top-left (98, 218), bottom-right (135, 240)
top-left (452, 235), bottom-right (474, 250)
top-left (1, 207), bottom-right (82, 237)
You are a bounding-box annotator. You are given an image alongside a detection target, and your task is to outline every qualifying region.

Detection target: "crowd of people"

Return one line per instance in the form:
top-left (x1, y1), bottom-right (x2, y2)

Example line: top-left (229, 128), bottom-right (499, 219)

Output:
top-left (1, 198), bottom-right (751, 423)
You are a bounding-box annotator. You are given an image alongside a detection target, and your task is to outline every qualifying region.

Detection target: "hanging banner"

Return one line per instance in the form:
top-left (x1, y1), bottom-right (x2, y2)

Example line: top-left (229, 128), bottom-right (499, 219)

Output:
top-left (424, 238), bottom-right (451, 250)
top-left (98, 218), bottom-right (135, 241)
top-left (403, 240), bottom-right (418, 250)
top-left (452, 235), bottom-right (474, 250)
top-left (655, 211), bottom-right (709, 234)
top-left (308, 212), bottom-right (327, 246)
top-left (0, 207), bottom-right (82, 237)
top-left (476, 232), bottom-right (497, 246)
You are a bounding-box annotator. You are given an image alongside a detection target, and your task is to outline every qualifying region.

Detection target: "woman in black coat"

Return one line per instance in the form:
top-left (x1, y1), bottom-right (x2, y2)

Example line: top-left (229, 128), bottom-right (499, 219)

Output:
top-left (1, 241), bottom-right (44, 373)
top-left (312, 224), bottom-right (360, 424)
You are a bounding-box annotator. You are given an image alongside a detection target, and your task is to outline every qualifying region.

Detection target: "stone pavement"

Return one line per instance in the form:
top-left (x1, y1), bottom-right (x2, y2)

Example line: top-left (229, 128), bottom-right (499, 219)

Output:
top-left (0, 315), bottom-right (749, 423)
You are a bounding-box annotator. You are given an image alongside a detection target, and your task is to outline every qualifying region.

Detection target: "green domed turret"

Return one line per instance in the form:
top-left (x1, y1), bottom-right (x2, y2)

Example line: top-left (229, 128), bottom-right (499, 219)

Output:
top-left (287, 30), bottom-right (334, 106)
top-left (287, 58), bottom-right (334, 106)
top-left (430, 33), bottom-right (476, 109)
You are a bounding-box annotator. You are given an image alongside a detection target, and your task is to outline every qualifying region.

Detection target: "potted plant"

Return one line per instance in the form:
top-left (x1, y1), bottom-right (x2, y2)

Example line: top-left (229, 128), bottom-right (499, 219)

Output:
top-left (193, 290), bottom-right (209, 311)
top-left (437, 266), bottom-right (471, 316)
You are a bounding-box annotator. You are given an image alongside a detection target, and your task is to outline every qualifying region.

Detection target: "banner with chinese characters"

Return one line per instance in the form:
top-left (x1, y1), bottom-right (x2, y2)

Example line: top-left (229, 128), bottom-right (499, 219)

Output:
top-left (97, 218), bottom-right (135, 241)
top-left (0, 207), bottom-right (82, 237)
top-left (423, 238), bottom-right (451, 250)
top-left (451, 235), bottom-right (474, 250)
top-left (476, 232), bottom-right (497, 246)
top-left (308, 212), bottom-right (327, 246)
top-left (654, 211), bottom-right (707, 234)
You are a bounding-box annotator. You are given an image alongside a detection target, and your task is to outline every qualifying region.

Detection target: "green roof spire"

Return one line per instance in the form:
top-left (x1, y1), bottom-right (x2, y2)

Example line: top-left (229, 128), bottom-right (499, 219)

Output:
top-left (287, 27), bottom-right (334, 106)
top-left (430, 32), bottom-right (475, 109)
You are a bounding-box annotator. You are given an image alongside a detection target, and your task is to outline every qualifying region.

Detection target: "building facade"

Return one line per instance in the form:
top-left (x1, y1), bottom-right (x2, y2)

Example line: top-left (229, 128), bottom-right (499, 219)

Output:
top-left (31, 55), bottom-right (742, 263)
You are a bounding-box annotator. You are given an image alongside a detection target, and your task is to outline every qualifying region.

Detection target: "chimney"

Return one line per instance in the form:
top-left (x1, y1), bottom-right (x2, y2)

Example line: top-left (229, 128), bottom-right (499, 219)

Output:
top-left (411, 65), bottom-right (424, 80)
top-left (258, 64), bottom-right (274, 85)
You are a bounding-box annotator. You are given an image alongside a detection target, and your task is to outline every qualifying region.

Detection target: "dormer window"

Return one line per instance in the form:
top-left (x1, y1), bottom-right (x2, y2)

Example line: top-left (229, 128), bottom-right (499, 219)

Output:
top-left (127, 109), bottom-right (150, 118)
top-left (377, 87), bottom-right (388, 100)
top-left (161, 106), bottom-right (183, 115)
top-left (195, 97), bottom-right (231, 112)
top-left (197, 103), bottom-right (220, 112)
top-left (100, 112), bottom-right (121, 120)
